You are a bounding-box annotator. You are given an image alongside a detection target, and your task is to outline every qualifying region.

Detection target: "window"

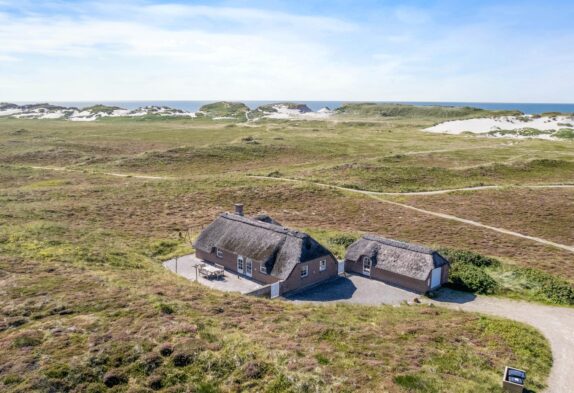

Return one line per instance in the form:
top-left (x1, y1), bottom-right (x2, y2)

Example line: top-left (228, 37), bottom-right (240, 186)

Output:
top-left (260, 264), bottom-right (267, 274)
top-left (362, 256), bottom-right (371, 275)
top-left (216, 248), bottom-right (223, 258)
top-left (319, 259), bottom-right (327, 271)
top-left (301, 265), bottom-right (309, 278)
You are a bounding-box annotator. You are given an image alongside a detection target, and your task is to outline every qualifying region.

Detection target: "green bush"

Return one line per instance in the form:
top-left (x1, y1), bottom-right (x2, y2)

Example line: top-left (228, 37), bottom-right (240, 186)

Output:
top-left (440, 249), bottom-right (500, 268)
top-left (12, 332), bottom-right (43, 348)
top-left (157, 302), bottom-right (175, 315)
top-left (448, 263), bottom-right (498, 294)
top-left (149, 239), bottom-right (180, 258)
top-left (328, 234), bottom-right (358, 248)
top-left (515, 268), bottom-right (574, 305)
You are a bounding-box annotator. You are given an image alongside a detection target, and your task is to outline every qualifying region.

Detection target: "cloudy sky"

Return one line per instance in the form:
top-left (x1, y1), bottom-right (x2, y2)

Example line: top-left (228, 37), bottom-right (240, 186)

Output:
top-left (1, 0), bottom-right (573, 102)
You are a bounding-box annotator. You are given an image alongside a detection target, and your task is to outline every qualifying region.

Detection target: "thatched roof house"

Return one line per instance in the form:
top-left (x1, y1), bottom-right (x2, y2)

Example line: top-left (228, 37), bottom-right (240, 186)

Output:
top-left (345, 234), bottom-right (449, 293)
top-left (194, 206), bottom-right (339, 295)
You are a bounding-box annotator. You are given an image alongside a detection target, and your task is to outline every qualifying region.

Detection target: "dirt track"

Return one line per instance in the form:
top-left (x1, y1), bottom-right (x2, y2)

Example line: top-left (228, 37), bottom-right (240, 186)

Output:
top-left (249, 175), bottom-right (574, 253)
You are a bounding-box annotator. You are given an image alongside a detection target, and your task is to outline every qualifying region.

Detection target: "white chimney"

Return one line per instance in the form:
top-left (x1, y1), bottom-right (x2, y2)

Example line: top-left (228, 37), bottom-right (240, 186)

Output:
top-left (234, 203), bottom-right (244, 216)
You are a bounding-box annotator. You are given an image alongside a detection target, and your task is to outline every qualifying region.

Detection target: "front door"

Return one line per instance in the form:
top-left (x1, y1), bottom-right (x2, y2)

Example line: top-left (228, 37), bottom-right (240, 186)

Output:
top-left (362, 256), bottom-right (371, 276)
top-left (245, 258), bottom-right (253, 277)
top-left (431, 267), bottom-right (442, 289)
top-left (237, 256), bottom-right (244, 274)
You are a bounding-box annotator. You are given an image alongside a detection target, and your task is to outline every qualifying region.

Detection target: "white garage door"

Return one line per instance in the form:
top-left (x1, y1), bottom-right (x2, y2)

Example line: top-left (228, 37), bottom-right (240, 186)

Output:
top-left (431, 267), bottom-right (442, 289)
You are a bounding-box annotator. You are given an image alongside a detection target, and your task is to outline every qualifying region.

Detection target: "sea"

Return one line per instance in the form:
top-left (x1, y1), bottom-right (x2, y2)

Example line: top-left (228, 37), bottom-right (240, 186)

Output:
top-left (13, 101), bottom-right (574, 115)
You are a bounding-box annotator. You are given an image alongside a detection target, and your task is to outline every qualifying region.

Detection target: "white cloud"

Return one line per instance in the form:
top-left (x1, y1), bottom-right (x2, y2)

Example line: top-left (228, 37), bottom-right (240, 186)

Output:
top-left (0, 1), bottom-right (572, 102)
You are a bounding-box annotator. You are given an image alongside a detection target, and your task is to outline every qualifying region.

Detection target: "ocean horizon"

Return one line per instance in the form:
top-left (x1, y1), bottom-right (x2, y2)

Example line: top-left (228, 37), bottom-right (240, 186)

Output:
top-left (8, 100), bottom-right (574, 115)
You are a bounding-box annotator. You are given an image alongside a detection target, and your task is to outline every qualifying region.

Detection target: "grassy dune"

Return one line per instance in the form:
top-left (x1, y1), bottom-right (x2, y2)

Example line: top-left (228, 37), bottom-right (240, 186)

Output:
top-left (1, 110), bottom-right (571, 391)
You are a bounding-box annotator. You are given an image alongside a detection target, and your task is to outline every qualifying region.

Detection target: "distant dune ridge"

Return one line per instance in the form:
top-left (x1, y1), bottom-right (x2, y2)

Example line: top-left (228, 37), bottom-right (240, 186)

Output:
top-left (0, 101), bottom-right (333, 121)
top-left (2, 101), bottom-right (573, 140)
top-left (0, 102), bottom-right (196, 121)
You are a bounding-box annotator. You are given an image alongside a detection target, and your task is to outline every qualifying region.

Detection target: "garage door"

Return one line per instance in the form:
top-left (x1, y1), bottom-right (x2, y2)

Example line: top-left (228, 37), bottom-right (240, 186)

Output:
top-left (430, 267), bottom-right (442, 289)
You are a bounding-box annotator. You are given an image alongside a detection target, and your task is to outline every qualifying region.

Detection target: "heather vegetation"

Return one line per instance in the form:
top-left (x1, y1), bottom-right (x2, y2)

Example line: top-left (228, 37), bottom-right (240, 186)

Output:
top-left (1, 104), bottom-right (572, 391)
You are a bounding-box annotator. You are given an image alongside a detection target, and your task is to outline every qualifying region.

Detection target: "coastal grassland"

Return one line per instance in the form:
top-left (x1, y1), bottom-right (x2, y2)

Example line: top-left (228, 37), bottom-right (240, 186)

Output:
top-left (2, 117), bottom-right (573, 181)
top-left (0, 167), bottom-right (552, 392)
top-left (0, 113), bottom-right (571, 391)
top-left (403, 188), bottom-right (574, 246)
top-left (0, 258), bottom-right (551, 392)
top-left (287, 156), bottom-right (574, 193)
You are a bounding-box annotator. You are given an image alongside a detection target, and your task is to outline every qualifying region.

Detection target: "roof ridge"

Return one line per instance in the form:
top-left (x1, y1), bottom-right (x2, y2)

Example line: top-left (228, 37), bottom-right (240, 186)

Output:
top-left (363, 234), bottom-right (433, 254)
top-left (221, 213), bottom-right (307, 239)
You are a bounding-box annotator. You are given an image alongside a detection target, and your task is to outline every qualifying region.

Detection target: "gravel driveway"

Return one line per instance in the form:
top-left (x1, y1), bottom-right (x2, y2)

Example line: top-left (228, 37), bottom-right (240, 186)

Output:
top-left (289, 277), bottom-right (573, 393)
top-left (427, 289), bottom-right (574, 393)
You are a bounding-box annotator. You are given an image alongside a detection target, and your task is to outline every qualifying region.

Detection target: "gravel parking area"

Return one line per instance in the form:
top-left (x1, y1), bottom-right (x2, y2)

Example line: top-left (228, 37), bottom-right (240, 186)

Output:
top-left (287, 273), bottom-right (419, 305)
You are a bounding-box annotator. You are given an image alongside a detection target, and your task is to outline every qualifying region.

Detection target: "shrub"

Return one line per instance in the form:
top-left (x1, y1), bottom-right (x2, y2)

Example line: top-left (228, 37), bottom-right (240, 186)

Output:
top-left (172, 351), bottom-right (194, 367)
top-left (515, 268), bottom-right (574, 305)
top-left (139, 352), bottom-right (163, 374)
top-left (3, 374), bottom-right (23, 385)
top-left (157, 302), bottom-right (174, 315)
top-left (243, 361), bottom-right (266, 379)
top-left (448, 263), bottom-right (498, 295)
top-left (102, 370), bottom-right (128, 387)
top-left (440, 249), bottom-right (500, 268)
top-left (149, 239), bottom-right (180, 258)
top-left (328, 234), bottom-right (358, 248)
top-left (148, 375), bottom-right (163, 390)
top-left (158, 343), bottom-right (174, 357)
top-left (12, 332), bottom-right (43, 348)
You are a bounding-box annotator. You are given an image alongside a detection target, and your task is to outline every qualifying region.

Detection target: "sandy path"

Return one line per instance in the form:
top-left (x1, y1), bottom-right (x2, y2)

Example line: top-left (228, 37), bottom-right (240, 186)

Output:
top-left (24, 165), bottom-right (173, 180)
top-left (249, 176), bottom-right (574, 253)
top-left (428, 290), bottom-right (574, 393)
top-left (248, 175), bottom-right (574, 196)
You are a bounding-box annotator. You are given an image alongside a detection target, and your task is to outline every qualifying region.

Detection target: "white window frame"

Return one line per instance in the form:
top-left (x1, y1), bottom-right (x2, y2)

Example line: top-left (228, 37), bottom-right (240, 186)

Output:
top-left (216, 248), bottom-right (223, 258)
top-left (363, 256), bottom-right (371, 275)
top-left (301, 265), bottom-right (309, 278)
top-left (237, 256), bottom-right (244, 274)
top-left (319, 259), bottom-right (327, 272)
top-left (245, 258), bottom-right (253, 277)
top-left (260, 264), bottom-right (267, 274)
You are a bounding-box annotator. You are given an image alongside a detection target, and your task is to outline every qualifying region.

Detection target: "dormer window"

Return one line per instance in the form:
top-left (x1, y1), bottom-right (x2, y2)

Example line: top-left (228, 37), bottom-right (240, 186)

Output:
top-left (260, 264), bottom-right (267, 274)
top-left (301, 265), bottom-right (309, 278)
top-left (216, 248), bottom-right (224, 258)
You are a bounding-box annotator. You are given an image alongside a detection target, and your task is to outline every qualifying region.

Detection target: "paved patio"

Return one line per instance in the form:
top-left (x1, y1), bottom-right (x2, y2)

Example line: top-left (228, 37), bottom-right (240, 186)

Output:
top-left (287, 273), bottom-right (419, 305)
top-left (163, 254), bottom-right (263, 294)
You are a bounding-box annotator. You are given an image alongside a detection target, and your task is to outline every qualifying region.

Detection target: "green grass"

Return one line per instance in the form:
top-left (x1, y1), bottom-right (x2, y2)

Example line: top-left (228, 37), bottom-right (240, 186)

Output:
top-left (0, 110), bottom-right (569, 391)
top-left (441, 248), bottom-right (574, 305)
top-left (199, 101), bottom-right (250, 118)
top-left (335, 102), bottom-right (522, 119)
top-left (300, 159), bottom-right (574, 192)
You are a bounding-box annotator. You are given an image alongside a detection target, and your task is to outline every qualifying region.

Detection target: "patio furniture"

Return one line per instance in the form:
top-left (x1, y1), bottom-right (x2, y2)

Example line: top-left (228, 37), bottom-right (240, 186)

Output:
top-left (199, 263), bottom-right (225, 280)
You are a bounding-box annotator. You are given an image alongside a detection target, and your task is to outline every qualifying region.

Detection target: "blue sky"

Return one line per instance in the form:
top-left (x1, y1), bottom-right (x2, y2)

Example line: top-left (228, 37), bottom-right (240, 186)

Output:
top-left (1, 0), bottom-right (573, 102)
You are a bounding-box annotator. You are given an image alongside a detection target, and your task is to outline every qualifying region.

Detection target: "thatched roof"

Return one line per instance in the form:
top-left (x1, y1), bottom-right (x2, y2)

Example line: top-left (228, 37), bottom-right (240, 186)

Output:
top-left (194, 213), bottom-right (333, 280)
top-left (253, 214), bottom-right (282, 226)
top-left (345, 234), bottom-right (449, 280)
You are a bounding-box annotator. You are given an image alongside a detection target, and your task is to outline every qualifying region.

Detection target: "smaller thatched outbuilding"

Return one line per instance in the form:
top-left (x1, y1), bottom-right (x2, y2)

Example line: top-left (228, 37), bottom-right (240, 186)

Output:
top-left (345, 234), bottom-right (449, 293)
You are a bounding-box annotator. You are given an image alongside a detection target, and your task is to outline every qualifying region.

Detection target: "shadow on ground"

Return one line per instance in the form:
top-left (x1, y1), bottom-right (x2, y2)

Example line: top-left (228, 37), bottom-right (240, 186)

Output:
top-left (430, 287), bottom-right (477, 304)
top-left (287, 277), bottom-right (358, 302)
